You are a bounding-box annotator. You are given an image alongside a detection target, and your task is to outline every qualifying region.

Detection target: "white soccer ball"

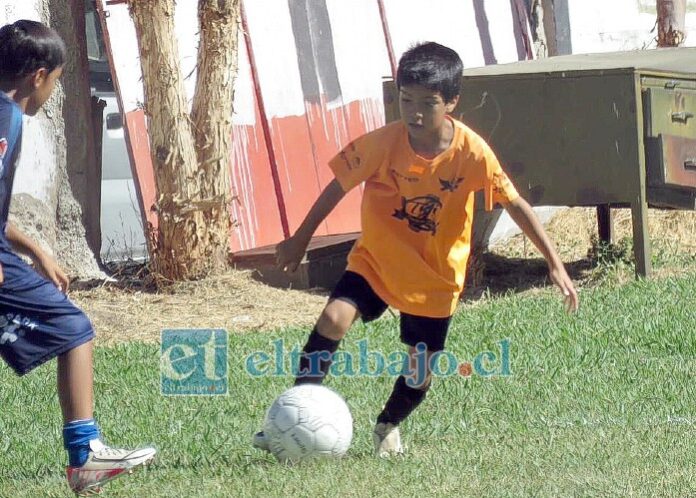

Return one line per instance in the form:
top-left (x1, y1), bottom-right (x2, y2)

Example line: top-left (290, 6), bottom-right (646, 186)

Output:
top-left (263, 384), bottom-right (353, 463)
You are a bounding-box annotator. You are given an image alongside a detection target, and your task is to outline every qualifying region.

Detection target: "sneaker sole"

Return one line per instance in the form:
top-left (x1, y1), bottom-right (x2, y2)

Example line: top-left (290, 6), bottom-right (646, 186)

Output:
top-left (71, 454), bottom-right (156, 496)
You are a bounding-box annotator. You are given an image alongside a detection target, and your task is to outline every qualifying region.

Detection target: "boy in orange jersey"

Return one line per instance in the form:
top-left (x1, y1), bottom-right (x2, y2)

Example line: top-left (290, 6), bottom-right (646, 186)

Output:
top-left (254, 41), bottom-right (578, 457)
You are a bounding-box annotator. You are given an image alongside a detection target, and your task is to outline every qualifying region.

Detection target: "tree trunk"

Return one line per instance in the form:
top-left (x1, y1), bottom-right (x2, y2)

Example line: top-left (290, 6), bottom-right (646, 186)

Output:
top-left (127, 0), bottom-right (237, 282)
top-left (190, 0), bottom-right (239, 269)
top-left (527, 0), bottom-right (549, 58)
top-left (537, 0), bottom-right (572, 56)
top-left (657, 0), bottom-right (686, 47)
top-left (48, 0), bottom-right (104, 272)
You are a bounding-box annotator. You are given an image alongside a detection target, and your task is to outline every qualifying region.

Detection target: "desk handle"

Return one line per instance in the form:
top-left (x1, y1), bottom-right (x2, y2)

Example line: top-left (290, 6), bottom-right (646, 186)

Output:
top-left (672, 111), bottom-right (694, 123)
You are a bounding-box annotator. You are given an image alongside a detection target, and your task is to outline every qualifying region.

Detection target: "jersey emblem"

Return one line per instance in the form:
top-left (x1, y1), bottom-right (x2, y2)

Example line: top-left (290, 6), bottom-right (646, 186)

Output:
top-left (392, 195), bottom-right (442, 235)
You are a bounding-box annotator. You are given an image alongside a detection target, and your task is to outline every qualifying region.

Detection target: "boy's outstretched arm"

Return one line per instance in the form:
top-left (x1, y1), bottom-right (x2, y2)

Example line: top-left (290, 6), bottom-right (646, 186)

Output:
top-left (276, 178), bottom-right (347, 272)
top-left (502, 196), bottom-right (579, 312)
top-left (4, 222), bottom-right (70, 292)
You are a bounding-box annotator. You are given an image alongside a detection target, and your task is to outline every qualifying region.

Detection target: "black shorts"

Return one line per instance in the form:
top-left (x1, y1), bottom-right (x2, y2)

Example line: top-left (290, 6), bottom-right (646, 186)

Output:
top-left (329, 271), bottom-right (452, 351)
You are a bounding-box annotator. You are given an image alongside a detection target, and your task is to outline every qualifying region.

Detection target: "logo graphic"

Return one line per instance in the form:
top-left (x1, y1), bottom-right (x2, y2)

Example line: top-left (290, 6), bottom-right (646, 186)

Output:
top-left (338, 142), bottom-right (361, 171)
top-left (245, 338), bottom-right (513, 386)
top-left (160, 329), bottom-right (228, 396)
top-left (0, 313), bottom-right (38, 345)
top-left (439, 177), bottom-right (464, 192)
top-left (392, 195), bottom-right (442, 234)
top-left (492, 171), bottom-right (513, 197)
top-left (391, 169), bottom-right (419, 184)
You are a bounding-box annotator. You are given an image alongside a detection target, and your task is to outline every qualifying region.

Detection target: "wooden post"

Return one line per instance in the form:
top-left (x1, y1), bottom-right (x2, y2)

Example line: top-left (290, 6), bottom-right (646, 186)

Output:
top-left (596, 204), bottom-right (614, 245)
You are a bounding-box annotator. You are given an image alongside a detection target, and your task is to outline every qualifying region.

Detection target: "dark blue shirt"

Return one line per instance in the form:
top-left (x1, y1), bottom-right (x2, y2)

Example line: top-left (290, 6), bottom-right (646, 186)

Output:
top-left (0, 91), bottom-right (23, 235)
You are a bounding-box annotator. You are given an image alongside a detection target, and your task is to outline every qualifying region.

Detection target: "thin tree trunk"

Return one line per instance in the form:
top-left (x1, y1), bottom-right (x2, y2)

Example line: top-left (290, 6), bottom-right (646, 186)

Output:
top-left (127, 0), bottom-right (207, 281)
top-left (190, 0), bottom-right (239, 267)
top-left (528, 0), bottom-right (549, 58)
top-left (657, 0), bottom-right (686, 47)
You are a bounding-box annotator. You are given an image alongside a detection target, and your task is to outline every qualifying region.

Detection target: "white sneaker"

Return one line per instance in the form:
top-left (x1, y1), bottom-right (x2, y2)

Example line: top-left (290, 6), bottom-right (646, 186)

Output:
top-left (252, 431), bottom-right (270, 452)
top-left (66, 439), bottom-right (156, 495)
top-left (373, 422), bottom-right (404, 457)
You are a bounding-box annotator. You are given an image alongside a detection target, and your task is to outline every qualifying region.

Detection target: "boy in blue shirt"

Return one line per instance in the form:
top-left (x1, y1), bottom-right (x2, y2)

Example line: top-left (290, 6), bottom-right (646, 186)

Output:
top-left (0, 20), bottom-right (155, 495)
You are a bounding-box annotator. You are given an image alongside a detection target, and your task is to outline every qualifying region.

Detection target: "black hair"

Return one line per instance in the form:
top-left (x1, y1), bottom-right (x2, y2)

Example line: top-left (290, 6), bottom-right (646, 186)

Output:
top-left (396, 42), bottom-right (463, 103)
top-left (0, 20), bottom-right (66, 81)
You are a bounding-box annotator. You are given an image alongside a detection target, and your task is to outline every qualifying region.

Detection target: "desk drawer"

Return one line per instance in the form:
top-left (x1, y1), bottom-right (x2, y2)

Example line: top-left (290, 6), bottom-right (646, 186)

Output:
top-left (646, 134), bottom-right (696, 188)
top-left (644, 87), bottom-right (696, 139)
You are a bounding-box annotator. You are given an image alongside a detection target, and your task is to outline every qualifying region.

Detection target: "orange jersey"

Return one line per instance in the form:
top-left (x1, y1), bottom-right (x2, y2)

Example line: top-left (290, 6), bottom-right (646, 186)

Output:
top-left (328, 117), bottom-right (519, 318)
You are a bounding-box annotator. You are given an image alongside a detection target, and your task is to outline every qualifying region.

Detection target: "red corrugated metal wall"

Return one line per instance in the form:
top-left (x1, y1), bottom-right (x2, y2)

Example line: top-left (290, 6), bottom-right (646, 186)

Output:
top-left (101, 0), bottom-right (532, 253)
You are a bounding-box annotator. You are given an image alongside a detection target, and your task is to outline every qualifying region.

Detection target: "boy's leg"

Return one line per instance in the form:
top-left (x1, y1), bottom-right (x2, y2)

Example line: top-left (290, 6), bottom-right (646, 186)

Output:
top-left (377, 344), bottom-right (436, 423)
top-left (374, 313), bottom-right (451, 457)
top-left (254, 271), bottom-right (387, 451)
top-left (57, 340), bottom-right (94, 423)
top-left (294, 298), bottom-right (360, 384)
top-left (295, 271), bottom-right (388, 385)
top-left (254, 299), bottom-right (359, 450)
top-left (0, 249), bottom-right (155, 495)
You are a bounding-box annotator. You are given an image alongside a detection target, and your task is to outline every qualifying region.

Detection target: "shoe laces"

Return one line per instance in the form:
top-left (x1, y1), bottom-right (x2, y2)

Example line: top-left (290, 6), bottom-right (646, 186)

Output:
top-left (95, 446), bottom-right (125, 457)
top-left (90, 439), bottom-right (126, 457)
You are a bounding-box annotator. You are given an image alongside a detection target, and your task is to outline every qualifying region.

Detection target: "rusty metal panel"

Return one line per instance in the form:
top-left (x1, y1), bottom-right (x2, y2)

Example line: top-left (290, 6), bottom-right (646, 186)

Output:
top-left (644, 88), bottom-right (696, 139)
top-left (647, 185), bottom-right (696, 209)
top-left (646, 134), bottom-right (696, 188)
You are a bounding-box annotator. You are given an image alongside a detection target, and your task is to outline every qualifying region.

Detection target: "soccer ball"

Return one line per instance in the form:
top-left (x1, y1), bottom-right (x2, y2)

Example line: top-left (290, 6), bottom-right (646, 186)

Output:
top-left (263, 384), bottom-right (353, 463)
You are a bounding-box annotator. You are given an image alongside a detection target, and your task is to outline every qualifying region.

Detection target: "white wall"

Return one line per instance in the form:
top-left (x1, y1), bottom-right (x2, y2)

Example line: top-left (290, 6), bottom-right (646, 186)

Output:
top-left (569, 0), bottom-right (696, 53)
top-left (382, 0), bottom-right (521, 67)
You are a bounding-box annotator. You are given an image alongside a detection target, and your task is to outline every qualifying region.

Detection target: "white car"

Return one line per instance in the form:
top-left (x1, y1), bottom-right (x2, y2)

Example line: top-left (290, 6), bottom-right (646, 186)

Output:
top-left (87, 2), bottom-right (147, 262)
top-left (95, 91), bottom-right (147, 262)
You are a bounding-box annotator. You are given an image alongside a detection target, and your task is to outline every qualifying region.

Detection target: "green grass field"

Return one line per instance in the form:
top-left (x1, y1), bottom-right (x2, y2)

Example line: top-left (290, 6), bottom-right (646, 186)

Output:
top-left (1, 270), bottom-right (695, 497)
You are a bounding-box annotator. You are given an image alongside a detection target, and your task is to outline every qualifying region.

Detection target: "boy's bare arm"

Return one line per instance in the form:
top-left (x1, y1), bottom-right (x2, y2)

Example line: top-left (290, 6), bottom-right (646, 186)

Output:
top-left (5, 222), bottom-right (44, 258)
top-left (4, 222), bottom-right (70, 292)
top-left (276, 178), bottom-right (347, 272)
top-left (502, 196), bottom-right (579, 312)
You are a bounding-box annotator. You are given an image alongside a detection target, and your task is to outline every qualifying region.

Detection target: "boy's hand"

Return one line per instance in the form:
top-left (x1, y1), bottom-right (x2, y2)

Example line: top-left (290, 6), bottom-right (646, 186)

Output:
top-left (273, 179), bottom-right (346, 273)
top-left (549, 263), bottom-right (578, 313)
top-left (32, 252), bottom-right (70, 293)
top-left (504, 198), bottom-right (579, 313)
top-left (276, 234), bottom-right (310, 273)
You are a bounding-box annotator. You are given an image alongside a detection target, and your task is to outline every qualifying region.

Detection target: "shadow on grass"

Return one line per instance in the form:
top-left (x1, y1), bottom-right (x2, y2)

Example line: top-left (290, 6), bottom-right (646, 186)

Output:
top-left (74, 249), bottom-right (614, 302)
top-left (461, 252), bottom-right (595, 302)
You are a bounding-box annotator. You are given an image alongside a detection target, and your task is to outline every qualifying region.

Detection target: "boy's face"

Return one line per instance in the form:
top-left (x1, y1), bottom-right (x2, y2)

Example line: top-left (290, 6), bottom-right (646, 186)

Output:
top-left (25, 65), bottom-right (63, 116)
top-left (398, 84), bottom-right (459, 139)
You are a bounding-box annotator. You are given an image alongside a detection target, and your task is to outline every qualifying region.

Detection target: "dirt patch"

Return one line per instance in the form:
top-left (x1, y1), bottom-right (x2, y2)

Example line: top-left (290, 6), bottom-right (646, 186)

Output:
top-left (70, 207), bottom-right (696, 345)
top-left (72, 269), bottom-right (328, 346)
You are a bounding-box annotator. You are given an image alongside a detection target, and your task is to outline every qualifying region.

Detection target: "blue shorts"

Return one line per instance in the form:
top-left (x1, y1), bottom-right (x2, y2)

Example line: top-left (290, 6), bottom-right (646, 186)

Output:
top-left (0, 239), bottom-right (94, 376)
